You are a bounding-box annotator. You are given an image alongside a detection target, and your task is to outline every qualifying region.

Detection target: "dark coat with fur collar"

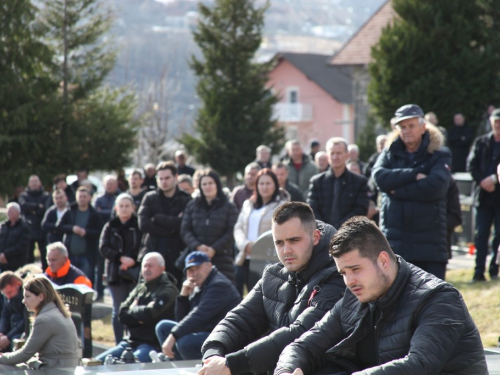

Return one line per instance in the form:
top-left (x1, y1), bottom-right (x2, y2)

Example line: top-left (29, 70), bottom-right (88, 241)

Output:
top-left (372, 123), bottom-right (451, 264)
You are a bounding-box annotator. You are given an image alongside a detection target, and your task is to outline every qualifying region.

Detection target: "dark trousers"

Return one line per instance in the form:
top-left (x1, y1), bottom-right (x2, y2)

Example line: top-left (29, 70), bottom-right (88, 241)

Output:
top-left (235, 259), bottom-right (257, 297)
top-left (29, 239), bottom-right (47, 270)
top-left (109, 282), bottom-right (136, 344)
top-left (95, 254), bottom-right (105, 299)
top-left (474, 205), bottom-right (500, 278)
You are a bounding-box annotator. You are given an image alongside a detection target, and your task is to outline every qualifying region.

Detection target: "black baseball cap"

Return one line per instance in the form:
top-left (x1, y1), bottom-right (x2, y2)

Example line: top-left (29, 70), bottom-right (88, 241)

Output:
top-left (394, 104), bottom-right (424, 124)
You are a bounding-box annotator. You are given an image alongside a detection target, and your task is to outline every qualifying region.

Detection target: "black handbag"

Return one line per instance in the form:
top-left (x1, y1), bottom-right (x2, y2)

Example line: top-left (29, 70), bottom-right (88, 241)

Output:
top-left (118, 264), bottom-right (141, 282)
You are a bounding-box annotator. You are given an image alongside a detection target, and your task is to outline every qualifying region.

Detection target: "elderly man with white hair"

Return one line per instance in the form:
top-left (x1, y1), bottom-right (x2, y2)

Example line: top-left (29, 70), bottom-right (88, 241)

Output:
top-left (96, 252), bottom-right (179, 363)
top-left (0, 203), bottom-right (30, 272)
top-left (44, 242), bottom-right (92, 287)
top-left (255, 145), bottom-right (272, 169)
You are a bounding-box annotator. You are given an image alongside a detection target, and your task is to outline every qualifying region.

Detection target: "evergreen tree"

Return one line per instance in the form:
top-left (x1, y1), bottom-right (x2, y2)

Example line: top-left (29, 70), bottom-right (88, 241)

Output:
top-left (0, 0), bottom-right (59, 193)
top-left (368, 0), bottom-right (500, 129)
top-left (181, 0), bottom-right (284, 184)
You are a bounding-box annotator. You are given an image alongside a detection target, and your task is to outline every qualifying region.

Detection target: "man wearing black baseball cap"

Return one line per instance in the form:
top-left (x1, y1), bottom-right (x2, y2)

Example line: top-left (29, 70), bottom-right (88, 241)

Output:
top-left (373, 104), bottom-right (451, 280)
top-left (467, 107), bottom-right (500, 282)
top-left (155, 251), bottom-right (240, 360)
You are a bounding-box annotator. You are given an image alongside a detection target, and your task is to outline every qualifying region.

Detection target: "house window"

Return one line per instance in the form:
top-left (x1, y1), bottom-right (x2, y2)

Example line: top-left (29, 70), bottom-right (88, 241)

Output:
top-left (287, 87), bottom-right (299, 103)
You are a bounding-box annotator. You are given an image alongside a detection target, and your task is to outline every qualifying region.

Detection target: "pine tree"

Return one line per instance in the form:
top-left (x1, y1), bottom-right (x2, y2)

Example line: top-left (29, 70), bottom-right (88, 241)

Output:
top-left (0, 0), bottom-right (59, 193)
top-left (181, 0), bottom-right (284, 184)
top-left (368, 0), bottom-right (500, 129)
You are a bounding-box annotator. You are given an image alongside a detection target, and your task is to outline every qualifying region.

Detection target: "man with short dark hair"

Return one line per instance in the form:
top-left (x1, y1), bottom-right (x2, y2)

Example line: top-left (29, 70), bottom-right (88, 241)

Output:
top-left (308, 137), bottom-right (370, 230)
top-left (44, 242), bottom-right (92, 287)
top-left (71, 169), bottom-right (97, 195)
top-left (19, 175), bottom-right (49, 269)
top-left (42, 189), bottom-right (69, 244)
top-left (274, 216), bottom-right (488, 375)
top-left (156, 251), bottom-right (240, 360)
top-left (272, 163), bottom-right (304, 202)
top-left (0, 203), bottom-right (30, 272)
top-left (127, 170), bottom-right (146, 209)
top-left (175, 150), bottom-right (196, 176)
top-left (0, 272), bottom-right (28, 352)
top-left (46, 174), bottom-right (75, 206)
top-left (138, 161), bottom-right (192, 286)
top-left (373, 104), bottom-right (451, 280)
top-left (199, 202), bottom-right (345, 375)
top-left (96, 252), bottom-right (179, 363)
top-left (57, 187), bottom-right (103, 285)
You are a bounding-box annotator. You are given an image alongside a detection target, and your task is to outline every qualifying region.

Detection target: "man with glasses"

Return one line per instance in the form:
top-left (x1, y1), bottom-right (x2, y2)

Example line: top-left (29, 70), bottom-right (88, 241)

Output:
top-left (372, 104), bottom-right (451, 280)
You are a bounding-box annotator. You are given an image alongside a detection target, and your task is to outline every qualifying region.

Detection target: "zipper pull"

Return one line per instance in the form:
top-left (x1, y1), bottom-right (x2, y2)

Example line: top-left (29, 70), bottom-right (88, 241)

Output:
top-left (308, 285), bottom-right (321, 306)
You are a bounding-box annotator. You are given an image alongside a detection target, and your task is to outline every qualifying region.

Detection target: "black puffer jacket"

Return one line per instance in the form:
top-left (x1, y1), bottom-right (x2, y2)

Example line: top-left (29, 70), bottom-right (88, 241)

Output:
top-left (307, 168), bottom-right (370, 228)
top-left (19, 188), bottom-right (49, 240)
top-left (467, 132), bottom-right (500, 208)
top-left (274, 258), bottom-right (487, 375)
top-left (201, 221), bottom-right (345, 375)
top-left (171, 267), bottom-right (240, 339)
top-left (181, 196), bottom-right (238, 282)
top-left (119, 272), bottom-right (179, 349)
top-left (373, 124), bottom-right (451, 263)
top-left (0, 219), bottom-right (30, 271)
top-left (99, 215), bottom-right (142, 285)
top-left (138, 187), bottom-right (192, 283)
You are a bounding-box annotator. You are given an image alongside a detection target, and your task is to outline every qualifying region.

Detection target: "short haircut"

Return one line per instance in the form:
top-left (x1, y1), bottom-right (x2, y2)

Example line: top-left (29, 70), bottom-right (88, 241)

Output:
top-left (175, 150), bottom-right (186, 157)
top-left (348, 144), bottom-right (359, 153)
top-left (115, 193), bottom-right (135, 208)
top-left (314, 151), bottom-right (327, 162)
top-left (0, 271), bottom-right (23, 290)
top-left (256, 145), bottom-right (271, 153)
top-left (272, 162), bottom-right (287, 170)
top-left (330, 216), bottom-right (396, 262)
top-left (53, 174), bottom-right (67, 184)
top-left (103, 174), bottom-right (117, 184)
top-left (52, 188), bottom-right (66, 196)
top-left (76, 186), bottom-right (90, 195)
top-left (178, 174), bottom-right (193, 187)
top-left (245, 162), bottom-right (261, 173)
top-left (6, 202), bottom-right (21, 213)
top-left (326, 137), bottom-right (348, 152)
top-left (156, 161), bottom-right (178, 176)
top-left (272, 202), bottom-right (316, 233)
top-left (143, 252), bottom-right (165, 267)
top-left (144, 163), bottom-right (156, 170)
top-left (285, 139), bottom-right (301, 151)
top-left (130, 169), bottom-right (144, 179)
top-left (376, 135), bottom-right (387, 144)
top-left (46, 242), bottom-right (69, 258)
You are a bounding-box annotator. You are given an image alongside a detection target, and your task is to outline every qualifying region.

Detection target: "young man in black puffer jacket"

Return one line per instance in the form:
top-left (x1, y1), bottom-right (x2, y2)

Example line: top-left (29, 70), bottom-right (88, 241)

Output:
top-left (274, 217), bottom-right (487, 375)
top-left (199, 202), bottom-right (345, 375)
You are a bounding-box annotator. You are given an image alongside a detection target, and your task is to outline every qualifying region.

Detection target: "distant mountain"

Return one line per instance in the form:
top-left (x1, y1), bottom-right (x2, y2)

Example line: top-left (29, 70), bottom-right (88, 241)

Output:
top-left (105, 0), bottom-right (386, 136)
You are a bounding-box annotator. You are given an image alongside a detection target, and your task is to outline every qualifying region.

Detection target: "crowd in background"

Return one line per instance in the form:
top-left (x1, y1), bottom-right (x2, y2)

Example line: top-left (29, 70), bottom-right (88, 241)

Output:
top-left (0, 102), bottom-right (498, 366)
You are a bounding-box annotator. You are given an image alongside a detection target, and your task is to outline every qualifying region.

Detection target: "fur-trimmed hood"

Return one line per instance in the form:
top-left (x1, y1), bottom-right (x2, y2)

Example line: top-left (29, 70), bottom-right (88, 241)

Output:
top-left (385, 122), bottom-right (445, 154)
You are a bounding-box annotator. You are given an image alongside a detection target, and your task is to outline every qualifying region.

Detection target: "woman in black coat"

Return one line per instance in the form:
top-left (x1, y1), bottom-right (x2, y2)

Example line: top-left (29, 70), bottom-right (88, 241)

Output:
top-left (181, 170), bottom-right (238, 283)
top-left (99, 193), bottom-right (142, 344)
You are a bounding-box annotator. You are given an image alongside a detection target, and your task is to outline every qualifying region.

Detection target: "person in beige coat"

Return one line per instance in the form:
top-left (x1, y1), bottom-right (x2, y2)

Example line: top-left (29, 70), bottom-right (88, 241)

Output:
top-left (234, 168), bottom-right (289, 295)
top-left (0, 276), bottom-right (78, 369)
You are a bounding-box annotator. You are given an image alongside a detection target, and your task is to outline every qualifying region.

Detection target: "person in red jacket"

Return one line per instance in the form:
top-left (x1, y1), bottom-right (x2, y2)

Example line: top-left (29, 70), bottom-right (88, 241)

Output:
top-left (44, 242), bottom-right (92, 288)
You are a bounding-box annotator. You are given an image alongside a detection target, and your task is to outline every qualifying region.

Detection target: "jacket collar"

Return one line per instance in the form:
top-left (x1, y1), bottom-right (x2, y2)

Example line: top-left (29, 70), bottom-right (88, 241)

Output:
top-left (45, 259), bottom-right (71, 278)
top-left (109, 214), bottom-right (138, 230)
top-left (370, 256), bottom-right (410, 313)
top-left (386, 122), bottom-right (444, 155)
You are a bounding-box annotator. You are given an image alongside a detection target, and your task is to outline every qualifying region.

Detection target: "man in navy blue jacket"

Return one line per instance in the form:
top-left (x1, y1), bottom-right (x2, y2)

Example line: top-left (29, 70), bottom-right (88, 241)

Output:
top-left (155, 252), bottom-right (240, 360)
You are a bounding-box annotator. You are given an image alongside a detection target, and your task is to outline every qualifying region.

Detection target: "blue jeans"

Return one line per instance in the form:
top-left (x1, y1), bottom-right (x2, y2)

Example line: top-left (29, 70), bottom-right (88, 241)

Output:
top-left (70, 255), bottom-right (92, 279)
top-left (95, 341), bottom-right (157, 363)
top-left (474, 205), bottom-right (500, 278)
top-left (109, 283), bottom-right (136, 344)
top-left (155, 320), bottom-right (209, 360)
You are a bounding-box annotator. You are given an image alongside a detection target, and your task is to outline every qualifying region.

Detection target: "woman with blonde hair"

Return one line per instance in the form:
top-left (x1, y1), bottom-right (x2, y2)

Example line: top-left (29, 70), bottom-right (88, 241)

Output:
top-left (0, 276), bottom-right (78, 369)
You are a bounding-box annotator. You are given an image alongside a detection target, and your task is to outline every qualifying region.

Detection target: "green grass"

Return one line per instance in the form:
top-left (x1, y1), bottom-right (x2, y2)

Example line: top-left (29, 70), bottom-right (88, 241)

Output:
top-left (447, 269), bottom-right (500, 347)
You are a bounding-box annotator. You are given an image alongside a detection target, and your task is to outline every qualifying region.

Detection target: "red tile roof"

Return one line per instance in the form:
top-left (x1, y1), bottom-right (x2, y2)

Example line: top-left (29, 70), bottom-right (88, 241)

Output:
top-left (329, 0), bottom-right (395, 66)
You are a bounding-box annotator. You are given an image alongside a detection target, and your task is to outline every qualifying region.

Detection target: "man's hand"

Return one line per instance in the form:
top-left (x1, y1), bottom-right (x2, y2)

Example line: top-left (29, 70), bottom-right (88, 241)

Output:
top-left (180, 278), bottom-right (196, 297)
top-left (480, 176), bottom-right (496, 193)
top-left (0, 335), bottom-right (10, 350)
top-left (205, 247), bottom-right (216, 259)
top-left (72, 226), bottom-right (86, 236)
top-left (120, 256), bottom-right (136, 270)
top-left (162, 334), bottom-right (176, 359)
top-left (0, 253), bottom-right (7, 264)
top-left (198, 356), bottom-right (231, 375)
top-left (416, 173), bottom-right (427, 180)
top-left (244, 242), bottom-right (253, 256)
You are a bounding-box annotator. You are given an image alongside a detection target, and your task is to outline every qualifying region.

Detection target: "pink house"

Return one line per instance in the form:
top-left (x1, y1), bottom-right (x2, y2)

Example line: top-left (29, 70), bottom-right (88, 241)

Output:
top-left (267, 53), bottom-right (354, 149)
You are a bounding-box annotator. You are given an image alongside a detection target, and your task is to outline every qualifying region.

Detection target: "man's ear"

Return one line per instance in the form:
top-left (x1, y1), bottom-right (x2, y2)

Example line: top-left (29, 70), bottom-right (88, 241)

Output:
top-left (312, 229), bottom-right (321, 246)
top-left (377, 251), bottom-right (391, 270)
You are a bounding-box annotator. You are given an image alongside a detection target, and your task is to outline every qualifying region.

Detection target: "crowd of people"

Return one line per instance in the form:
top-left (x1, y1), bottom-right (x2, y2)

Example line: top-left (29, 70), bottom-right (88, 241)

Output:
top-left (0, 102), bottom-right (495, 372)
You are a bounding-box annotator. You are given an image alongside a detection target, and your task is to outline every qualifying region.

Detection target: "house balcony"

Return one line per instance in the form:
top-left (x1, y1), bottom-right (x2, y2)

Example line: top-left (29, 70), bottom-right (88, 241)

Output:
top-left (274, 103), bottom-right (313, 123)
